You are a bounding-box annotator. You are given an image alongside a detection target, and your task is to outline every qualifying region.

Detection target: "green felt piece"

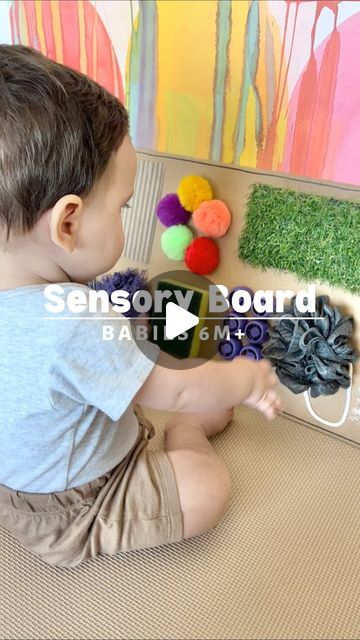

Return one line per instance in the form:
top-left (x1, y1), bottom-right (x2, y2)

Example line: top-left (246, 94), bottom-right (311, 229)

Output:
top-left (238, 184), bottom-right (360, 294)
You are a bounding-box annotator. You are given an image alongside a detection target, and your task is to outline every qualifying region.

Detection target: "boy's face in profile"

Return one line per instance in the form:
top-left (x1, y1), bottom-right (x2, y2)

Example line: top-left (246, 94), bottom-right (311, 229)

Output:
top-left (48, 135), bottom-right (137, 284)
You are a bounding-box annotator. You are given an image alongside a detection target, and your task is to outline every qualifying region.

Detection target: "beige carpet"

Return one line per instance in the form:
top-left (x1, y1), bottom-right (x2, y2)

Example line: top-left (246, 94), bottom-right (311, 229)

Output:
top-left (1, 406), bottom-right (360, 640)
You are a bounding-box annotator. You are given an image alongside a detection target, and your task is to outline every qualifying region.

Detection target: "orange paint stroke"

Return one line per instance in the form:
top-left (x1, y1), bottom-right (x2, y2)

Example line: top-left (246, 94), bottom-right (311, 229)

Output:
top-left (258, 1), bottom-right (291, 168)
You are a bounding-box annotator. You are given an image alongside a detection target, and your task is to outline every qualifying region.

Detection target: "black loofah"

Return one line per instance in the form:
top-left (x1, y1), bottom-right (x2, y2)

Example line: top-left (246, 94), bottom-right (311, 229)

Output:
top-left (262, 296), bottom-right (357, 398)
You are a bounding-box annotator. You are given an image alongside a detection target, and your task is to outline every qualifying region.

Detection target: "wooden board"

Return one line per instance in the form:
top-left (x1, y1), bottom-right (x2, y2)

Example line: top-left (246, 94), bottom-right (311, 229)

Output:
top-left (115, 151), bottom-right (360, 444)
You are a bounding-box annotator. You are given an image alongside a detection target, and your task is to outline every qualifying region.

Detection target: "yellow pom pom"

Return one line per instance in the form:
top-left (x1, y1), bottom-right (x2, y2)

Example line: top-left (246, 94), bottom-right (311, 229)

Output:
top-left (177, 175), bottom-right (213, 212)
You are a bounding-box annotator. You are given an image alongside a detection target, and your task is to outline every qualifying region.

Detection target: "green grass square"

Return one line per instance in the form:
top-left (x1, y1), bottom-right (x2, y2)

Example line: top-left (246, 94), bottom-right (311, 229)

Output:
top-left (238, 184), bottom-right (360, 294)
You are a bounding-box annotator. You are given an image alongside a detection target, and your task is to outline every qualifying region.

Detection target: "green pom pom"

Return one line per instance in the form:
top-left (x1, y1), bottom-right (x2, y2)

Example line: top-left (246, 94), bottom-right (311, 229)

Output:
top-left (160, 225), bottom-right (193, 261)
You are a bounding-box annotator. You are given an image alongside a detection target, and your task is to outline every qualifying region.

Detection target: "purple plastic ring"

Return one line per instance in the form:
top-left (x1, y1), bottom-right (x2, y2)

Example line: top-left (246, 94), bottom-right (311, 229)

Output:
top-left (240, 343), bottom-right (263, 360)
top-left (218, 338), bottom-right (242, 360)
top-left (223, 315), bottom-right (247, 336)
top-left (251, 295), bottom-right (276, 318)
top-left (245, 320), bottom-right (269, 344)
top-left (229, 286), bottom-right (254, 316)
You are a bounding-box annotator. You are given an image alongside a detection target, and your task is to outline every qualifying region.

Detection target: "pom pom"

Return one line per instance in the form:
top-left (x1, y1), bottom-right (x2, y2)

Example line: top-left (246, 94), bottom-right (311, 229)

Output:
top-left (161, 225), bottom-right (193, 261)
top-left (95, 268), bottom-right (148, 317)
top-left (185, 237), bottom-right (220, 275)
top-left (177, 175), bottom-right (213, 212)
top-left (156, 193), bottom-right (190, 227)
top-left (193, 199), bottom-right (231, 237)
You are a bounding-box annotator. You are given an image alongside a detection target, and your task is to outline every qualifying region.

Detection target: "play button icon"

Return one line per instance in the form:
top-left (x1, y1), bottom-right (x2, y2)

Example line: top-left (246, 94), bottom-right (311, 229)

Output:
top-left (165, 302), bottom-right (199, 340)
top-left (128, 269), bottom-right (228, 370)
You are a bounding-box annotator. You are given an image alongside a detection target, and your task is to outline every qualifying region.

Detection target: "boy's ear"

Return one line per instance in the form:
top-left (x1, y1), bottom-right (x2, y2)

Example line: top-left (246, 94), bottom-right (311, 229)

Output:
top-left (48, 195), bottom-right (83, 253)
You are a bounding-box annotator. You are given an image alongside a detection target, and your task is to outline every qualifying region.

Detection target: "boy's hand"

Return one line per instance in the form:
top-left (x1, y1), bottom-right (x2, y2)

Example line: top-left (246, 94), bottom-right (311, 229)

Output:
top-left (135, 351), bottom-right (284, 419)
top-left (240, 359), bottom-right (283, 420)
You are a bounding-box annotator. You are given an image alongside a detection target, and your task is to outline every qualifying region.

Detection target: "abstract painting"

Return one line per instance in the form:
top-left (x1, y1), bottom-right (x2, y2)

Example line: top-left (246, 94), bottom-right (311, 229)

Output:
top-left (1, 0), bottom-right (359, 185)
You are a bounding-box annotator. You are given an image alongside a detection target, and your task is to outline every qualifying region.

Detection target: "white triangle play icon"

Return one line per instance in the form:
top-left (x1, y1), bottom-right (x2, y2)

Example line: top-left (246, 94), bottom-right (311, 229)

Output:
top-left (165, 302), bottom-right (199, 340)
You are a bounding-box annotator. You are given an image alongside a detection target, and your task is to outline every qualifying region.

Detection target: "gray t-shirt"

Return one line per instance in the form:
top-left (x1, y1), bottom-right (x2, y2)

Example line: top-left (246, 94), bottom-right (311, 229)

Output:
top-left (0, 283), bottom-right (159, 492)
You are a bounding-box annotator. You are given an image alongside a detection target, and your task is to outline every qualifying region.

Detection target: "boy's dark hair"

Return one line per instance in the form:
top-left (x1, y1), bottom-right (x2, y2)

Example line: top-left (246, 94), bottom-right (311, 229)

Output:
top-left (0, 45), bottom-right (129, 238)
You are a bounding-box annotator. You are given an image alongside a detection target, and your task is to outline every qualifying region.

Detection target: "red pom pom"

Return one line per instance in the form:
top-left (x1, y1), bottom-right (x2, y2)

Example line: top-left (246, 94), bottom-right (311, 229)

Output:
top-left (185, 237), bottom-right (220, 275)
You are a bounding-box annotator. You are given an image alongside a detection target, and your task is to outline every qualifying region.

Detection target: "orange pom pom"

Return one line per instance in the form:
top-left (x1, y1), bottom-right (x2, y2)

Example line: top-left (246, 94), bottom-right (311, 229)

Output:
top-left (193, 200), bottom-right (231, 237)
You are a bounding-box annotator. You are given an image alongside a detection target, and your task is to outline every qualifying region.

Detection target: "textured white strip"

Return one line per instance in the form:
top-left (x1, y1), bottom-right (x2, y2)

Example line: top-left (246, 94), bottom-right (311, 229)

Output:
top-left (122, 159), bottom-right (165, 263)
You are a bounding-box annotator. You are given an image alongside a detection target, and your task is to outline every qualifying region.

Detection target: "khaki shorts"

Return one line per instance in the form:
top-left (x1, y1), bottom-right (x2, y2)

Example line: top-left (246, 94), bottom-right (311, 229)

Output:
top-left (0, 409), bottom-right (183, 568)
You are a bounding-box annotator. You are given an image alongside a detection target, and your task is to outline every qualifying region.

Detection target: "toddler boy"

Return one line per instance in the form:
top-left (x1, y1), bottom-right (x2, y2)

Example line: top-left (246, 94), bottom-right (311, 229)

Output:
top-left (0, 45), bottom-right (282, 567)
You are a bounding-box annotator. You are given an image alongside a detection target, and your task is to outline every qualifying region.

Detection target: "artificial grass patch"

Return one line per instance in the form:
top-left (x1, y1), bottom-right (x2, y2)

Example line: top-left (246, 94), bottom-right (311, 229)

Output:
top-left (238, 184), bottom-right (360, 294)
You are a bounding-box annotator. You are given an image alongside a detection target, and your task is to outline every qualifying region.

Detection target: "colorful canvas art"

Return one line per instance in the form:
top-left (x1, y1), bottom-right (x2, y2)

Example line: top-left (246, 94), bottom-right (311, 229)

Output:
top-left (0, 0), bottom-right (359, 185)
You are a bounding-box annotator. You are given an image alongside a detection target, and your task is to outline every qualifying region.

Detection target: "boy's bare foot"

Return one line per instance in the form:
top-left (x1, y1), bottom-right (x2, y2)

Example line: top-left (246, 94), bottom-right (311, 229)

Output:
top-left (165, 407), bottom-right (234, 438)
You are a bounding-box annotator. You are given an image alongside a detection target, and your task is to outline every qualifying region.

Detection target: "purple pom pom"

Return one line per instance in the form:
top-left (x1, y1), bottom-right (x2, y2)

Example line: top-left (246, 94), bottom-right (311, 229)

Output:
top-left (95, 268), bottom-right (148, 317)
top-left (156, 193), bottom-right (190, 227)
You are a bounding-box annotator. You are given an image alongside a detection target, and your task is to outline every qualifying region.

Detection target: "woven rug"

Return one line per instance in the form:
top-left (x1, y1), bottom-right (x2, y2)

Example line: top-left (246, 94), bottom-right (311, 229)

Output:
top-left (1, 405), bottom-right (360, 640)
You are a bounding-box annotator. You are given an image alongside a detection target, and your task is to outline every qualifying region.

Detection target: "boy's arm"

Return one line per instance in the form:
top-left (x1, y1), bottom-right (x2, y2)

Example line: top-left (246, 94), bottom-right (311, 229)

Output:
top-left (134, 351), bottom-right (258, 413)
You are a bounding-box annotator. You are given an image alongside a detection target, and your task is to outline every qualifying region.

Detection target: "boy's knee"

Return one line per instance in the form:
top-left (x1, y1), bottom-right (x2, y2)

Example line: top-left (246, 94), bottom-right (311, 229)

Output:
top-left (167, 449), bottom-right (231, 539)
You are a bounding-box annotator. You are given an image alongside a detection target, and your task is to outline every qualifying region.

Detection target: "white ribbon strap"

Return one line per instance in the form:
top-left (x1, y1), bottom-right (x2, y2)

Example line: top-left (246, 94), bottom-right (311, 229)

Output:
top-left (304, 364), bottom-right (353, 429)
